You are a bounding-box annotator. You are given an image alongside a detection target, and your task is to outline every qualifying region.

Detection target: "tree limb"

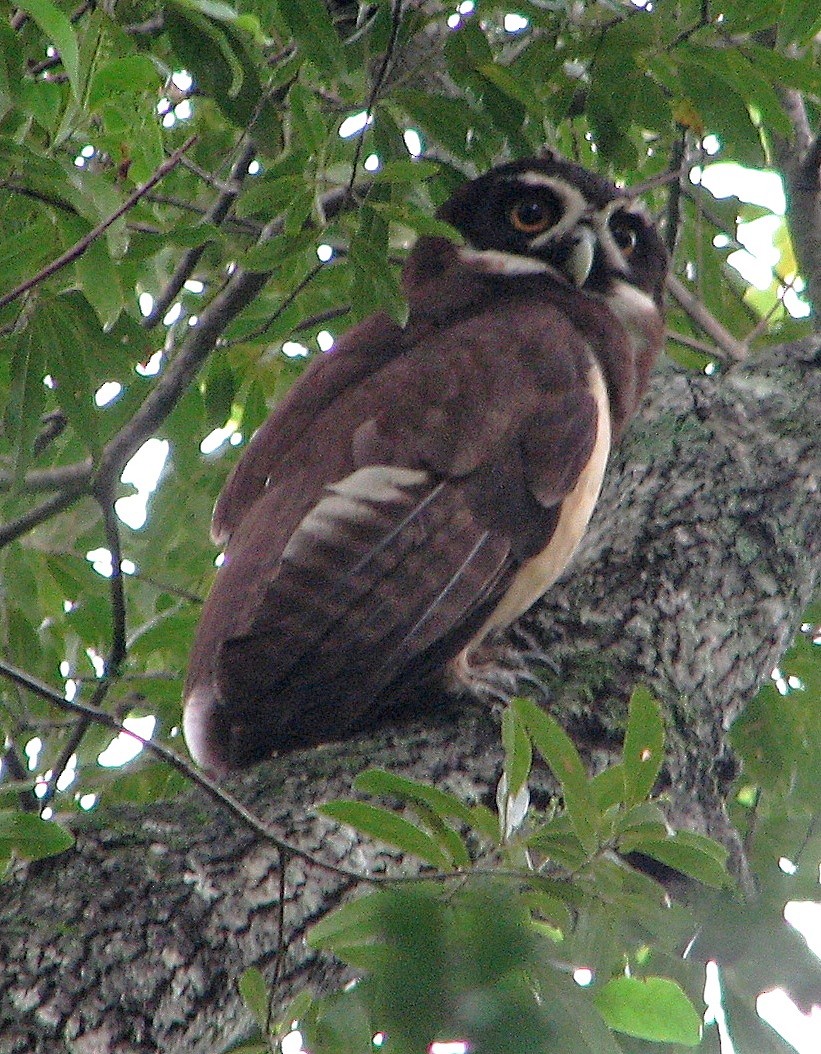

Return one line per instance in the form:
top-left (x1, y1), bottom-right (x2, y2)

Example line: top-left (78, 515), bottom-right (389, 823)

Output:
top-left (666, 274), bottom-right (748, 360)
top-left (0, 486), bottom-right (87, 549)
top-left (772, 89), bottom-right (820, 320)
top-left (143, 140), bottom-right (260, 329)
top-left (0, 136), bottom-right (198, 312)
top-left (0, 460), bottom-right (93, 494)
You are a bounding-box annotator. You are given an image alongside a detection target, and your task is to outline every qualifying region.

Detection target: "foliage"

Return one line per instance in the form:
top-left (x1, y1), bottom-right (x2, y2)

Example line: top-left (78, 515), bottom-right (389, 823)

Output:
top-left (230, 690), bottom-right (818, 1053)
top-left (0, 0), bottom-right (818, 1050)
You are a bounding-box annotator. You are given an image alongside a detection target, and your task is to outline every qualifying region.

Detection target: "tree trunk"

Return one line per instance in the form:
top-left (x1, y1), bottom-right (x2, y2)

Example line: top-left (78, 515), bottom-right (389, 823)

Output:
top-left (1, 338), bottom-right (818, 1054)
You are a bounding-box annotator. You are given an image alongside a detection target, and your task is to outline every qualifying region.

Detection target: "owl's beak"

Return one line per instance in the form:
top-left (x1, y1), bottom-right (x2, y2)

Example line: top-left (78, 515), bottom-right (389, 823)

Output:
top-left (561, 225), bottom-right (596, 287)
top-left (532, 223), bottom-right (597, 287)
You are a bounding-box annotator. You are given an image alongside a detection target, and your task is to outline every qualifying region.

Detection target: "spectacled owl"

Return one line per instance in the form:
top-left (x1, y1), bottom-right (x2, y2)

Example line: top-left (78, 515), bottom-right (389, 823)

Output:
top-left (184, 153), bottom-right (668, 773)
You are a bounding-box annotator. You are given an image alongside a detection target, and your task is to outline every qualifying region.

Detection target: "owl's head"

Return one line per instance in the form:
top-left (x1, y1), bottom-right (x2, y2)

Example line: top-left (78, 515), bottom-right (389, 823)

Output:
top-left (437, 154), bottom-right (668, 310)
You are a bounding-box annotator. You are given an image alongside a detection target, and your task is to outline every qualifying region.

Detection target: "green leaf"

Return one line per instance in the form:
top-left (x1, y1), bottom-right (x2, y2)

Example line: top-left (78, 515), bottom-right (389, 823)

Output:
top-left (308, 889), bottom-right (382, 952)
top-left (348, 202), bottom-right (404, 322)
top-left (631, 831), bottom-right (729, 888)
top-left (75, 237), bottom-right (123, 330)
top-left (615, 801), bottom-right (670, 841)
top-left (4, 311), bottom-right (46, 483)
top-left (623, 686), bottom-right (665, 806)
top-left (776, 1), bottom-right (821, 46)
top-left (394, 90), bottom-right (494, 164)
top-left (367, 201), bottom-right (462, 242)
top-left (319, 800), bottom-right (452, 869)
top-left (741, 44), bottom-right (821, 96)
top-left (595, 975), bottom-right (702, 1044)
top-left (590, 764), bottom-right (627, 812)
top-left (164, 3), bottom-right (281, 144)
top-left (42, 298), bottom-right (101, 453)
top-left (0, 810), bottom-right (74, 860)
top-left (372, 159), bottom-right (440, 185)
top-left (201, 357), bottom-right (236, 430)
top-left (513, 697), bottom-right (600, 854)
top-left (730, 683), bottom-right (800, 790)
top-left (721, 985), bottom-right (799, 1053)
top-left (87, 55), bottom-right (162, 108)
top-left (353, 768), bottom-right (491, 836)
top-left (674, 50), bottom-right (766, 166)
top-left (350, 774), bottom-right (472, 867)
top-left (15, 0), bottom-right (80, 100)
top-left (105, 763), bottom-right (187, 805)
top-left (525, 818), bottom-right (589, 869)
top-left (19, 80), bottom-right (63, 134)
top-left (238, 967), bottom-right (270, 1031)
top-left (274, 0), bottom-right (346, 76)
top-left (287, 81), bottom-right (326, 156)
top-left (408, 801), bottom-right (471, 867)
top-left (241, 229), bottom-right (316, 272)
top-left (502, 703), bottom-right (532, 798)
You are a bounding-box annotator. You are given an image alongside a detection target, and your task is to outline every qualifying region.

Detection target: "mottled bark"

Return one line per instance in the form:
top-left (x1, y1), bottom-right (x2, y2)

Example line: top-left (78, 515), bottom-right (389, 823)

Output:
top-left (1, 338), bottom-right (818, 1054)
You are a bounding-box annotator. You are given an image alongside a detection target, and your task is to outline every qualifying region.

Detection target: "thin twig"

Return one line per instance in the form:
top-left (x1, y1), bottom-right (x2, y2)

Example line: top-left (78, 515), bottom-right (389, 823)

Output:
top-left (666, 274), bottom-right (748, 360)
top-left (266, 850), bottom-right (292, 1037)
top-left (0, 743), bottom-right (38, 812)
top-left (146, 193), bottom-right (263, 235)
top-left (41, 487), bottom-right (127, 805)
top-left (773, 89), bottom-right (820, 319)
top-left (245, 2), bottom-right (403, 351)
top-left (0, 656), bottom-right (545, 892)
top-left (93, 221), bottom-right (282, 491)
top-left (348, 0), bottom-right (403, 186)
top-left (294, 304), bottom-right (351, 335)
top-left (143, 140), bottom-right (260, 328)
top-left (0, 135), bottom-right (198, 311)
top-left (0, 459), bottom-right (93, 494)
top-left (0, 486), bottom-right (88, 548)
top-left (0, 657), bottom-right (369, 878)
top-left (129, 571), bottom-right (203, 604)
top-left (666, 329), bottom-right (722, 360)
top-left (257, 263), bottom-right (323, 339)
top-left (664, 132), bottom-right (687, 258)
top-left (97, 493), bottom-right (128, 675)
top-left (176, 154), bottom-right (242, 195)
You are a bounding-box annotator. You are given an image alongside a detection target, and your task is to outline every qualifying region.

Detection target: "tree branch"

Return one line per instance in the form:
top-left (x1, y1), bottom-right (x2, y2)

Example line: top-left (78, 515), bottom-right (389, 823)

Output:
top-left (0, 459), bottom-right (93, 494)
top-left (143, 140), bottom-right (260, 329)
top-left (0, 657), bottom-right (428, 884)
top-left (0, 486), bottom-right (87, 549)
top-left (92, 235), bottom-right (280, 495)
top-left (666, 274), bottom-right (748, 360)
top-left (0, 136), bottom-right (198, 312)
top-left (772, 89), bottom-right (820, 320)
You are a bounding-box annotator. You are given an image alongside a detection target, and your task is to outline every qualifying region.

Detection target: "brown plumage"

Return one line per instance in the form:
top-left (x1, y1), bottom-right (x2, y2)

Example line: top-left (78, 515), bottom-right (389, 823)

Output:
top-left (184, 154), bottom-right (668, 772)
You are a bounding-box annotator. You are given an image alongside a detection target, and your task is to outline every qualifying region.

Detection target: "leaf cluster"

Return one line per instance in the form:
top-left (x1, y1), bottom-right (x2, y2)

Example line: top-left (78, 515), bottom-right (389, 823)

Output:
top-left (230, 690), bottom-right (812, 1054)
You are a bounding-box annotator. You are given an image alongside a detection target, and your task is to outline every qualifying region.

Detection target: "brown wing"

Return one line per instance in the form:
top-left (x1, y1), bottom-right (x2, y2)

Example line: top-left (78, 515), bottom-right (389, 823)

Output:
top-left (184, 295), bottom-right (602, 772)
top-left (215, 467), bottom-right (512, 752)
top-left (211, 311), bottom-right (405, 545)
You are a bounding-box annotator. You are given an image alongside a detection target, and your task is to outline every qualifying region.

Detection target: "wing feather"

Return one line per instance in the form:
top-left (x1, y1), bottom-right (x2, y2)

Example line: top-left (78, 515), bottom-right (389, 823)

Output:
top-left (216, 467), bottom-right (512, 748)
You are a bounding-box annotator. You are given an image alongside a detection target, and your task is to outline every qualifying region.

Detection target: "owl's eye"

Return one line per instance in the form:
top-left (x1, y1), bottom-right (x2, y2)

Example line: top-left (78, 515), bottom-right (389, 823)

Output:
top-left (509, 196), bottom-right (558, 235)
top-left (610, 216), bottom-right (639, 257)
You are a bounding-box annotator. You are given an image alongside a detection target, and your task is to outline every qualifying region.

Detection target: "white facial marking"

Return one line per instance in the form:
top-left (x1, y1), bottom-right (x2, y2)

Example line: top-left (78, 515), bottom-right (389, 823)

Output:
top-left (457, 247), bottom-right (551, 276)
top-left (605, 279), bottom-right (659, 357)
